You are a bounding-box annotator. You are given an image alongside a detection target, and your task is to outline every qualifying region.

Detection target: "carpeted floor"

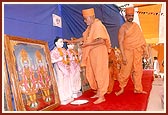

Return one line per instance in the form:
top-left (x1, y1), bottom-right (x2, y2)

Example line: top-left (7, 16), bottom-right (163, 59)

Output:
top-left (53, 70), bottom-right (153, 111)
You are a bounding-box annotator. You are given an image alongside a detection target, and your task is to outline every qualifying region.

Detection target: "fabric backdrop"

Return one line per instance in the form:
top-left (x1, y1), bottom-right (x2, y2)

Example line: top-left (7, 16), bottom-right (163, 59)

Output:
top-left (4, 4), bottom-right (125, 50)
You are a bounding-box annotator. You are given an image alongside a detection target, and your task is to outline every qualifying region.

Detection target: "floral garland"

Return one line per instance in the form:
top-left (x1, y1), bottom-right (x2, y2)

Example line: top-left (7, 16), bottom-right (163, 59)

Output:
top-left (57, 48), bottom-right (70, 65)
top-left (69, 49), bottom-right (80, 64)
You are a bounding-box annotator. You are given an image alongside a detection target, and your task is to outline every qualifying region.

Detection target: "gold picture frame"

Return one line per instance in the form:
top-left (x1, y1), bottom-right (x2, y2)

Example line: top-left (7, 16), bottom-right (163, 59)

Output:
top-left (4, 34), bottom-right (60, 111)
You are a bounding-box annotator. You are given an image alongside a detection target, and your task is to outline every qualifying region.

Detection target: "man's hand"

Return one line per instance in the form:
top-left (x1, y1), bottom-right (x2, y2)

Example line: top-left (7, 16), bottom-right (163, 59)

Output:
top-left (81, 43), bottom-right (88, 48)
top-left (143, 51), bottom-right (149, 59)
top-left (141, 45), bottom-right (149, 59)
top-left (122, 55), bottom-right (127, 65)
top-left (63, 39), bottom-right (70, 43)
top-left (63, 39), bottom-right (74, 44)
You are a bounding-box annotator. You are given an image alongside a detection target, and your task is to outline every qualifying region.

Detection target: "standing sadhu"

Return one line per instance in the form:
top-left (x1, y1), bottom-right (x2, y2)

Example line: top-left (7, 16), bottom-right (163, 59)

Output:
top-left (64, 8), bottom-right (111, 104)
top-left (115, 7), bottom-right (149, 96)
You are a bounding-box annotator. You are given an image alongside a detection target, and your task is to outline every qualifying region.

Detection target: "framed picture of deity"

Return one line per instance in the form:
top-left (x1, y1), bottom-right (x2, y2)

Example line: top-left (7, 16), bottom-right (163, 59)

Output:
top-left (4, 34), bottom-right (60, 111)
top-left (4, 54), bottom-right (15, 111)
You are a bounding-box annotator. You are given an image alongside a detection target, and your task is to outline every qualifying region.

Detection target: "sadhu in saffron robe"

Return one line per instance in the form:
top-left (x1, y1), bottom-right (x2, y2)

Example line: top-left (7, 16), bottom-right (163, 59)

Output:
top-left (81, 18), bottom-right (111, 97)
top-left (118, 22), bottom-right (146, 92)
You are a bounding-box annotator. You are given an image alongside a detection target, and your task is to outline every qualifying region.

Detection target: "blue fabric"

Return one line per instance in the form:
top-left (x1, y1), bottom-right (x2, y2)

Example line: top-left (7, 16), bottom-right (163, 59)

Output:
top-left (4, 4), bottom-right (61, 50)
top-left (4, 5), bottom-right (124, 110)
top-left (61, 4), bottom-right (125, 47)
top-left (4, 4), bottom-right (124, 50)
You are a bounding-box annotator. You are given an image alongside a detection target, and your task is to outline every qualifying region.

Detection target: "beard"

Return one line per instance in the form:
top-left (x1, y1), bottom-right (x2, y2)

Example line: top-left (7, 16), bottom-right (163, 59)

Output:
top-left (127, 18), bottom-right (133, 22)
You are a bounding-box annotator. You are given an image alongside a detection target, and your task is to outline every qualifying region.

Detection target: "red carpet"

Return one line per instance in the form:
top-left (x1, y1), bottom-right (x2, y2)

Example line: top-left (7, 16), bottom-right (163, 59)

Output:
top-left (53, 70), bottom-right (153, 111)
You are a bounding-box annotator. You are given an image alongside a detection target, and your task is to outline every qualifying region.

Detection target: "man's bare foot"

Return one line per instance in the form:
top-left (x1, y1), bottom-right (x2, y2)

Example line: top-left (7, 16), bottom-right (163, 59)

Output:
top-left (93, 97), bottom-right (105, 104)
top-left (90, 94), bottom-right (99, 98)
top-left (115, 88), bottom-right (124, 96)
top-left (93, 90), bottom-right (97, 93)
top-left (107, 91), bottom-right (112, 94)
top-left (134, 90), bottom-right (147, 94)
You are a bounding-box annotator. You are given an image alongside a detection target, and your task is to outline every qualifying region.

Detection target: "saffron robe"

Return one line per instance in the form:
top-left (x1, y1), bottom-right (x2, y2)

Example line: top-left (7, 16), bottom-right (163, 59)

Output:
top-left (81, 19), bottom-right (111, 97)
top-left (118, 22), bottom-right (146, 92)
top-left (107, 48), bottom-right (121, 93)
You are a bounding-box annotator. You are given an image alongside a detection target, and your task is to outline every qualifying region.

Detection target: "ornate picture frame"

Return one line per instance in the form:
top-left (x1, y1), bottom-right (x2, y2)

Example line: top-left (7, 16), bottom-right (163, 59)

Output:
top-left (4, 34), bottom-right (60, 111)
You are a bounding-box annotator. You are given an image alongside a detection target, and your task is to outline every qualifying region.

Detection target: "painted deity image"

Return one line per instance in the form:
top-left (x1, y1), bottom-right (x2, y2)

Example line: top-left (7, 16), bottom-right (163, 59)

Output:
top-left (4, 35), bottom-right (60, 111)
top-left (35, 50), bottom-right (52, 103)
top-left (18, 49), bottom-right (39, 108)
top-left (17, 48), bottom-right (54, 110)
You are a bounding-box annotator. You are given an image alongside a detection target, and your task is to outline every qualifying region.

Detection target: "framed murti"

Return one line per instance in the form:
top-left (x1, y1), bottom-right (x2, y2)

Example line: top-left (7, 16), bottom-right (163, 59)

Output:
top-left (4, 54), bottom-right (15, 111)
top-left (4, 34), bottom-right (60, 111)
